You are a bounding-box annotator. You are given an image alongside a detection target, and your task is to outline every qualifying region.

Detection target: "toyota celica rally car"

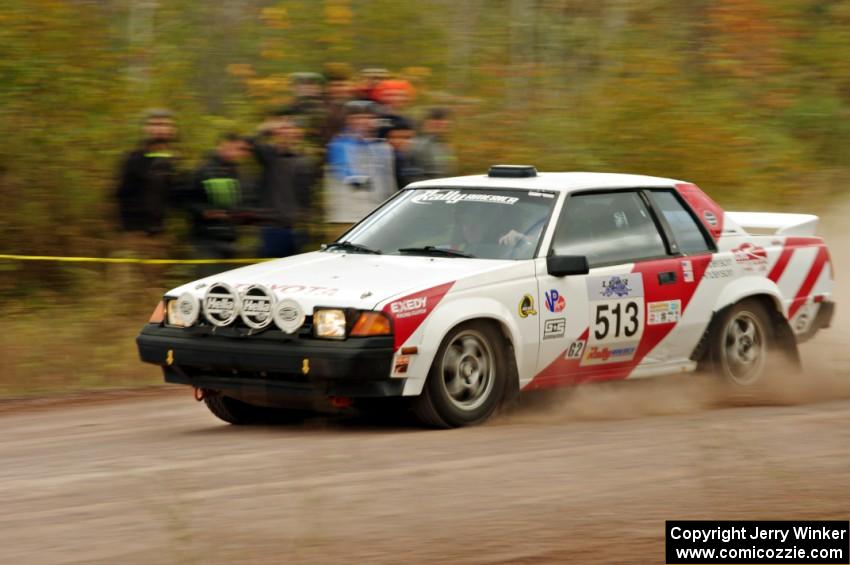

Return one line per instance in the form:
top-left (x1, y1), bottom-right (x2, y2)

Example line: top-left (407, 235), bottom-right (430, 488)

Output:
top-left (138, 165), bottom-right (835, 428)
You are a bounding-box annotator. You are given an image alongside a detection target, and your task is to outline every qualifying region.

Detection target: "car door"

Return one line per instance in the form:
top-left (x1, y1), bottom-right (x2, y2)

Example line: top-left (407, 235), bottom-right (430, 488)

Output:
top-left (527, 188), bottom-right (709, 390)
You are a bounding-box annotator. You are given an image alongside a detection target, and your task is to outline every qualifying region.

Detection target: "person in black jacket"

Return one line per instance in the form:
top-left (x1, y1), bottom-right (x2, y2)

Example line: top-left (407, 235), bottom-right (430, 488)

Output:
top-left (385, 117), bottom-right (425, 189)
top-left (186, 133), bottom-right (250, 276)
top-left (253, 114), bottom-right (317, 257)
top-left (114, 109), bottom-right (182, 257)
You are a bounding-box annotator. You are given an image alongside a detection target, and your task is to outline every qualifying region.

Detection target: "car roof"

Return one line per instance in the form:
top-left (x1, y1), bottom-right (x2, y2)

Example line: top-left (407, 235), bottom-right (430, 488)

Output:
top-left (406, 172), bottom-right (684, 193)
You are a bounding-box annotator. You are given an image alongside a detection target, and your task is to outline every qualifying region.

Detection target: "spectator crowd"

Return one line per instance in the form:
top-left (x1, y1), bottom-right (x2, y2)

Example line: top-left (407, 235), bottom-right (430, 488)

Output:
top-left (114, 65), bottom-right (457, 272)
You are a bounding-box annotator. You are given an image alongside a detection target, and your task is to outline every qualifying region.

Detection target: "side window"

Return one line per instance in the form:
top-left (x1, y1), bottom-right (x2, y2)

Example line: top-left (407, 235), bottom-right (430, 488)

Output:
top-left (648, 190), bottom-right (713, 254)
top-left (551, 191), bottom-right (667, 266)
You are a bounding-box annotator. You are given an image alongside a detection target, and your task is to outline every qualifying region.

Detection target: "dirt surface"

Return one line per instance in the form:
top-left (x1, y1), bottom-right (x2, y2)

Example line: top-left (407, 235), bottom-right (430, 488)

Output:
top-left (4, 201), bottom-right (849, 565)
top-left (1, 386), bottom-right (850, 565)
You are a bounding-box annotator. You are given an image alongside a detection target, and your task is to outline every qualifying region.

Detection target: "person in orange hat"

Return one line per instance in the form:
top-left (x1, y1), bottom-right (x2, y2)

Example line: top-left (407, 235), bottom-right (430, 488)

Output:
top-left (373, 79), bottom-right (416, 139)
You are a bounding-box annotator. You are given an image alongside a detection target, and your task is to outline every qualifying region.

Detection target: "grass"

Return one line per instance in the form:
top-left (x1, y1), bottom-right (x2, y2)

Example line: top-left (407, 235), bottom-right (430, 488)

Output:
top-left (1, 268), bottom-right (171, 397)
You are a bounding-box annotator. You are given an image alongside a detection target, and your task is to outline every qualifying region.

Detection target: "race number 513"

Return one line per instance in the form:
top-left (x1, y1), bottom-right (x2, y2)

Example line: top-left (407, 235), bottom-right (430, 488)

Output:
top-left (592, 299), bottom-right (642, 340)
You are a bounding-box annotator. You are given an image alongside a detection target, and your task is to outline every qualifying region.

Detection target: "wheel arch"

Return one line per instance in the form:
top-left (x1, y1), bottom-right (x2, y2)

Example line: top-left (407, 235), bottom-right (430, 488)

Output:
top-left (713, 276), bottom-right (785, 318)
top-left (401, 296), bottom-right (524, 397)
top-left (691, 291), bottom-right (798, 365)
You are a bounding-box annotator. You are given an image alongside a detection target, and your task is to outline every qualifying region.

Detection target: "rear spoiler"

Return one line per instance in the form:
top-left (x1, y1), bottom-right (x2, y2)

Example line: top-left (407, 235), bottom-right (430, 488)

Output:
top-left (726, 211), bottom-right (819, 237)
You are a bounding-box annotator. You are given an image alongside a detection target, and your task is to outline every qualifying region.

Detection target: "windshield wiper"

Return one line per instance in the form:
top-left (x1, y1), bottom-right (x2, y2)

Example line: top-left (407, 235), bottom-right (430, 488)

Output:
top-left (397, 246), bottom-right (474, 258)
top-left (324, 241), bottom-right (382, 254)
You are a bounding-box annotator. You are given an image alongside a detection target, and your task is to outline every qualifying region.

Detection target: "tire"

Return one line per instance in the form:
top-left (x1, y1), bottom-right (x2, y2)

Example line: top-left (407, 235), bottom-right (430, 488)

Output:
top-left (203, 394), bottom-right (282, 425)
top-left (411, 321), bottom-right (510, 428)
top-left (706, 299), bottom-right (777, 394)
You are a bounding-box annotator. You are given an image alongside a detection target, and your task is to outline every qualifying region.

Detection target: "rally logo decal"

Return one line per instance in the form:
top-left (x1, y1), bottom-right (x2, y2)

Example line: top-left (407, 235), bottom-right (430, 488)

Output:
top-left (731, 243), bottom-right (768, 272)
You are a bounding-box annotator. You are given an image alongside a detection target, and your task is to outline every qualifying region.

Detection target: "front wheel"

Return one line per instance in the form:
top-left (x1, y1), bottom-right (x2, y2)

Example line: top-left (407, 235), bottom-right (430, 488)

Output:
top-left (412, 321), bottom-right (509, 428)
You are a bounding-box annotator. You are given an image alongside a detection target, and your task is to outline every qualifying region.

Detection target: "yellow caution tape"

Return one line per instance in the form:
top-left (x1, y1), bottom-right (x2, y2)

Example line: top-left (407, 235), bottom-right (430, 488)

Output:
top-left (0, 254), bottom-right (272, 265)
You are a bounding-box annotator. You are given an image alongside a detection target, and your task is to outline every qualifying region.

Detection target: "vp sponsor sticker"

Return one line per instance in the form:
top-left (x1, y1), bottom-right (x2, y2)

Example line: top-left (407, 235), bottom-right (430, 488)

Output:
top-left (544, 289), bottom-right (565, 313)
top-left (647, 299), bottom-right (681, 325)
top-left (543, 318), bottom-right (566, 340)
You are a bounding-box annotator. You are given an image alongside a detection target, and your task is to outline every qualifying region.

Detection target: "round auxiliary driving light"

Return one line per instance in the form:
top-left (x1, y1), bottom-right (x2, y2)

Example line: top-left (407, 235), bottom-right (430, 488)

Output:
top-left (202, 282), bottom-right (240, 327)
top-left (175, 291), bottom-right (200, 326)
top-left (240, 285), bottom-right (276, 330)
top-left (273, 299), bottom-right (305, 334)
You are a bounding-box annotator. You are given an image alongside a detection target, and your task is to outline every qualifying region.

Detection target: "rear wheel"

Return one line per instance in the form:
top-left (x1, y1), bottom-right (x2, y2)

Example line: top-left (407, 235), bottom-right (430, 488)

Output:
top-left (714, 301), bottom-right (770, 386)
top-left (412, 321), bottom-right (509, 428)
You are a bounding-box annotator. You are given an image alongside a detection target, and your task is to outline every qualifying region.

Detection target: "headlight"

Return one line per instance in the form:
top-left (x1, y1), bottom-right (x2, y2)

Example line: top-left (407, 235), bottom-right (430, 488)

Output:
top-left (166, 292), bottom-right (200, 328)
top-left (313, 309), bottom-right (347, 339)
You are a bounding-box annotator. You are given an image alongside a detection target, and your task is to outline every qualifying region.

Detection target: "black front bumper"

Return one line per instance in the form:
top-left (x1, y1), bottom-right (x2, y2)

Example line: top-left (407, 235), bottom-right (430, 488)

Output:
top-left (137, 324), bottom-right (402, 398)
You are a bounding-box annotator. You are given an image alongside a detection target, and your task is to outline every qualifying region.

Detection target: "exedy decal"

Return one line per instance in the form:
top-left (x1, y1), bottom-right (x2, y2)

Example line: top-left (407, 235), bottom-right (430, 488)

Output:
top-left (390, 296), bottom-right (428, 319)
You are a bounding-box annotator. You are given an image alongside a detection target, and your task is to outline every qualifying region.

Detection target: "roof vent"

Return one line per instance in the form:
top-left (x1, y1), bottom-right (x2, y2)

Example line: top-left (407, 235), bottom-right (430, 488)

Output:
top-left (488, 165), bottom-right (538, 178)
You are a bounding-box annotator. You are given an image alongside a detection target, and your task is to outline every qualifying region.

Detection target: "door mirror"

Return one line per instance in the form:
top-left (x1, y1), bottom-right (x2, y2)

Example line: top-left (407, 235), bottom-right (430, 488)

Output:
top-left (547, 254), bottom-right (589, 277)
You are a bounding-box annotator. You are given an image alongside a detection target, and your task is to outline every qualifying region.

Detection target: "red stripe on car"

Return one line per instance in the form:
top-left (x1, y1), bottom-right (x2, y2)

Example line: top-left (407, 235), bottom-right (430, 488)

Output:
top-left (788, 245), bottom-right (828, 319)
top-left (526, 255), bottom-right (712, 389)
top-left (675, 183), bottom-right (724, 241)
top-left (768, 237), bottom-right (823, 283)
top-left (383, 282), bottom-right (455, 350)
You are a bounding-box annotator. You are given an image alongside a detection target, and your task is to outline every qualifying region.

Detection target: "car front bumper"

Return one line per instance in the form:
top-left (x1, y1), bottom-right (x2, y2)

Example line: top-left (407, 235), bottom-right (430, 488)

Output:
top-left (137, 324), bottom-right (401, 398)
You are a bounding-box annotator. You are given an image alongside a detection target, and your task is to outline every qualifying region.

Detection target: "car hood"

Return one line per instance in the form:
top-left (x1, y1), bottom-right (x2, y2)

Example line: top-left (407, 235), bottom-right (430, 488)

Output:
top-left (166, 251), bottom-right (511, 312)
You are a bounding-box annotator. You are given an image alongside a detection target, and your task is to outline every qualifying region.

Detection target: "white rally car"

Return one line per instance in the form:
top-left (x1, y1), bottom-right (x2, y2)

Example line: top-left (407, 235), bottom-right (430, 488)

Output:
top-left (138, 166), bottom-right (835, 427)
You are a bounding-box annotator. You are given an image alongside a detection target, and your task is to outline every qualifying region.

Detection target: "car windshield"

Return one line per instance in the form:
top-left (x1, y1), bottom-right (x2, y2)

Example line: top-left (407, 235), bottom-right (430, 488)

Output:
top-left (338, 187), bottom-right (558, 260)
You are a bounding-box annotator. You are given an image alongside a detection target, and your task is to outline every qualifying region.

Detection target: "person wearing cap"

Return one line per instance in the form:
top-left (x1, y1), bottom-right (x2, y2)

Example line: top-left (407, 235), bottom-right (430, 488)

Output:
top-left (114, 109), bottom-right (184, 257)
top-left (411, 107), bottom-right (457, 179)
top-left (373, 78), bottom-right (416, 139)
top-left (325, 100), bottom-right (396, 237)
top-left (251, 112), bottom-right (317, 258)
